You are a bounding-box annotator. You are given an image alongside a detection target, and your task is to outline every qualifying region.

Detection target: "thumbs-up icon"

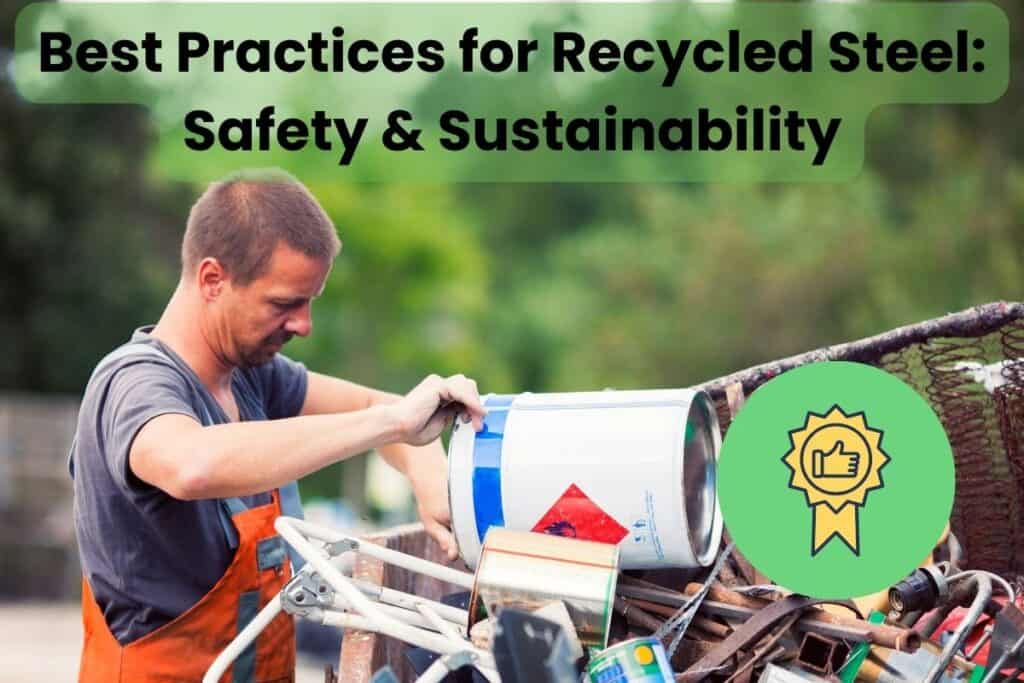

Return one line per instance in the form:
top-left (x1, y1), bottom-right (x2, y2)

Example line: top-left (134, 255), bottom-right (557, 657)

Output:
top-left (811, 440), bottom-right (860, 478)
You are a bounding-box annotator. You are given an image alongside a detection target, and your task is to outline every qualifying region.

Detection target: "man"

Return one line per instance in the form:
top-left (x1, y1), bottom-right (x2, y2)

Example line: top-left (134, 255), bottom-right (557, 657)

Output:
top-left (70, 170), bottom-right (486, 682)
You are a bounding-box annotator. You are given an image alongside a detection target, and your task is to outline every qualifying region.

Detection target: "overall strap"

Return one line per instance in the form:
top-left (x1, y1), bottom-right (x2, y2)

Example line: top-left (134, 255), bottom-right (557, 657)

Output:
top-left (217, 497), bottom-right (249, 551)
top-left (278, 480), bottom-right (306, 571)
top-left (217, 484), bottom-right (306, 572)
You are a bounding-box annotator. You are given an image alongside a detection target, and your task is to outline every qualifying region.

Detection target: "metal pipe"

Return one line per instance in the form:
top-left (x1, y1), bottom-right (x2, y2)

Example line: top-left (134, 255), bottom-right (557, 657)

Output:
top-left (924, 574), bottom-right (991, 683)
top-left (615, 597), bottom-right (668, 634)
top-left (947, 570), bottom-right (1016, 606)
top-left (329, 596), bottom-right (463, 633)
top-left (916, 577), bottom-right (981, 639)
top-left (288, 517), bottom-right (476, 589)
top-left (206, 519), bottom-right (494, 683)
top-left (623, 597), bottom-right (731, 638)
top-left (898, 610), bottom-right (923, 628)
top-left (966, 625), bottom-right (993, 660)
top-left (318, 610), bottom-right (500, 682)
top-left (275, 517), bottom-right (484, 658)
top-left (417, 657), bottom-right (463, 683)
top-left (416, 603), bottom-right (464, 641)
top-left (350, 578), bottom-right (470, 626)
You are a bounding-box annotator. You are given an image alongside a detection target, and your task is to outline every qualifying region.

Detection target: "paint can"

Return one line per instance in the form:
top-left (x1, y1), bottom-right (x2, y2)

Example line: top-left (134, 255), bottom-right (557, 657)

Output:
top-left (448, 388), bottom-right (722, 570)
top-left (587, 637), bottom-right (674, 683)
top-left (470, 527), bottom-right (619, 649)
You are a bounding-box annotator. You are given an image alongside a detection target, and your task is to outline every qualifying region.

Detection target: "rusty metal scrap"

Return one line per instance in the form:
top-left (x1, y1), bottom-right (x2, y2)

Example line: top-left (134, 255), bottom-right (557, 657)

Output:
top-left (723, 613), bottom-right (803, 683)
top-left (795, 632), bottom-right (850, 676)
top-left (614, 596), bottom-right (668, 635)
top-left (616, 582), bottom-right (918, 653)
top-left (676, 595), bottom-right (855, 682)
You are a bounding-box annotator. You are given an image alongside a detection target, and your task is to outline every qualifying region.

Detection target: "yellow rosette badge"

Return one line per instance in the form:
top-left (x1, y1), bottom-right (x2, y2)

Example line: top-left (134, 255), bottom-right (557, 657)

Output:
top-left (782, 405), bottom-right (890, 556)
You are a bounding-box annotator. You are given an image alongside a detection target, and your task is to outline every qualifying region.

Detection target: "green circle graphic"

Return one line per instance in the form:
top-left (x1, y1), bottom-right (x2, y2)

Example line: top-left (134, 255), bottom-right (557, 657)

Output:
top-left (717, 361), bottom-right (955, 599)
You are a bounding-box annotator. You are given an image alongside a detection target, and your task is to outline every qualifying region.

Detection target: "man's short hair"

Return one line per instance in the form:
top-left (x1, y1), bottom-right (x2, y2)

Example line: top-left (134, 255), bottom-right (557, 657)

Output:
top-left (182, 169), bottom-right (341, 285)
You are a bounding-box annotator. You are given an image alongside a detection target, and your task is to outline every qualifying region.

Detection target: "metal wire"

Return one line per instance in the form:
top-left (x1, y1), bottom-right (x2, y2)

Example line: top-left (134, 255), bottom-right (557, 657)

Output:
top-left (881, 349), bottom-right (914, 387)
top-left (923, 337), bottom-right (1010, 572)
top-left (998, 321), bottom-right (1024, 570)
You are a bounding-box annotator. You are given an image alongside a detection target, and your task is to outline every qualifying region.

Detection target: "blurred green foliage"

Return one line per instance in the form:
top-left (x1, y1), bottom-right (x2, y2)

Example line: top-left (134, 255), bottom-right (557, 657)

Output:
top-left (1, 0), bottom-right (1021, 499)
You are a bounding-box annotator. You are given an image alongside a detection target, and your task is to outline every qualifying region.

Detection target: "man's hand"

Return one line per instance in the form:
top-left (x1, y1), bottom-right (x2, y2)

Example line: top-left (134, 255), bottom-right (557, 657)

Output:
top-left (391, 374), bottom-right (486, 446)
top-left (300, 371), bottom-right (484, 560)
top-left (406, 449), bottom-right (460, 560)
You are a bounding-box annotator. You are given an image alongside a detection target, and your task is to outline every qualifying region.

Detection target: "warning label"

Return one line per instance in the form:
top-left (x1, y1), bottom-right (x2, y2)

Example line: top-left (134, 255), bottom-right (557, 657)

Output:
top-left (531, 483), bottom-right (629, 545)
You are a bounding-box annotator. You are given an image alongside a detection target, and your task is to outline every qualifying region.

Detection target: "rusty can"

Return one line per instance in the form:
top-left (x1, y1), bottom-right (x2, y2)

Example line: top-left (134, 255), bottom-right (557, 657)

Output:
top-left (587, 637), bottom-right (674, 683)
top-left (470, 527), bottom-right (619, 648)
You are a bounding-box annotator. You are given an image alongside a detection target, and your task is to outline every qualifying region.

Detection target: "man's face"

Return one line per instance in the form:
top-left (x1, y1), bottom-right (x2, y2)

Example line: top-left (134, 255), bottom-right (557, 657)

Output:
top-left (218, 243), bottom-right (331, 368)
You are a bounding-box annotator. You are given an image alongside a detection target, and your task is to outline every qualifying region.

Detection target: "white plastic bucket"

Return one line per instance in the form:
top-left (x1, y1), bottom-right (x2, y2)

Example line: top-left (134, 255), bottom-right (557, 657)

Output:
top-left (448, 388), bottom-right (722, 570)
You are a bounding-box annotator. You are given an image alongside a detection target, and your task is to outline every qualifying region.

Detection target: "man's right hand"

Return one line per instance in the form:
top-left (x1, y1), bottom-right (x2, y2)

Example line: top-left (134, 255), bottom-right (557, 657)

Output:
top-left (391, 374), bottom-right (487, 446)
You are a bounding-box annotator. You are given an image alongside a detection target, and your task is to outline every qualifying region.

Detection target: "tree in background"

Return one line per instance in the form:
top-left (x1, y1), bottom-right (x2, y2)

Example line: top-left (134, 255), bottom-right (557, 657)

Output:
top-left (1, 0), bottom-right (1020, 502)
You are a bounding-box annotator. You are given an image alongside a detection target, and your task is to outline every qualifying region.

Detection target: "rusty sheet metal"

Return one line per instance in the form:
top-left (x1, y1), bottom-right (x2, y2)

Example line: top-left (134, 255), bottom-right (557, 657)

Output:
top-left (676, 595), bottom-right (858, 682)
top-left (616, 583), bottom-right (917, 652)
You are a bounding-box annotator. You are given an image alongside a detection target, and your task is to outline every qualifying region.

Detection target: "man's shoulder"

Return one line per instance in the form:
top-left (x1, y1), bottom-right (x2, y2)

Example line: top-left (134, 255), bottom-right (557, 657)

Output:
top-left (90, 339), bottom-right (176, 383)
top-left (83, 337), bottom-right (194, 410)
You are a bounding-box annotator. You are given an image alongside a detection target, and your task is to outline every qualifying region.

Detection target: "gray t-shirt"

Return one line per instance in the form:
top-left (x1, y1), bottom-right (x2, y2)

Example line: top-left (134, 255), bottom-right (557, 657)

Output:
top-left (70, 326), bottom-right (308, 644)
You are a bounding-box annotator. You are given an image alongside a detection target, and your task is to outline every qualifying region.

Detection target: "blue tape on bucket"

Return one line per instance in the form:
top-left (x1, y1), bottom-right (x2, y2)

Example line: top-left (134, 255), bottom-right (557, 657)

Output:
top-left (472, 394), bottom-right (516, 543)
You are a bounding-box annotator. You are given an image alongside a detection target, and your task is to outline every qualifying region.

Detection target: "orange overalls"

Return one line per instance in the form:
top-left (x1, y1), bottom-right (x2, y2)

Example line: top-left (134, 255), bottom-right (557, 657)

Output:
top-left (79, 490), bottom-right (296, 682)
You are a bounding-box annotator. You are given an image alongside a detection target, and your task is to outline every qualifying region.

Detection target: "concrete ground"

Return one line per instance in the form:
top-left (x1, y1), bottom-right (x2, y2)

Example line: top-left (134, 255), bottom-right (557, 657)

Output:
top-left (0, 602), bottom-right (327, 681)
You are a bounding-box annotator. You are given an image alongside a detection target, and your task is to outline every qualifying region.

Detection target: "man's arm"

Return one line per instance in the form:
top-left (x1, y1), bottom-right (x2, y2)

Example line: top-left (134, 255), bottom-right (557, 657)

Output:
top-left (129, 373), bottom-right (483, 508)
top-left (300, 371), bottom-right (473, 558)
top-left (301, 372), bottom-right (453, 478)
top-left (300, 371), bottom-right (398, 416)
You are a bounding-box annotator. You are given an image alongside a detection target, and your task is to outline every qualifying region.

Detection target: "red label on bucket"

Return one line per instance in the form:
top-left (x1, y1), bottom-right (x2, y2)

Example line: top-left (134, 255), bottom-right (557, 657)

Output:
top-left (531, 484), bottom-right (629, 545)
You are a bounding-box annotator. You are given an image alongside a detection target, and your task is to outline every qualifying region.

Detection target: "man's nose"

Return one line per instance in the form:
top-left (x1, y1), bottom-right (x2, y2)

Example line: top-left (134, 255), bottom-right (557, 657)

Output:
top-left (284, 303), bottom-right (313, 337)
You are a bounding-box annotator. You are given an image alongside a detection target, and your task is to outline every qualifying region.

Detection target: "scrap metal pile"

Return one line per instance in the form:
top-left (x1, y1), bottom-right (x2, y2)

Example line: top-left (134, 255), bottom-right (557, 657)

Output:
top-left (204, 516), bottom-right (1024, 683)
top-left (200, 301), bottom-right (1024, 682)
top-left (609, 539), bottom-right (1024, 682)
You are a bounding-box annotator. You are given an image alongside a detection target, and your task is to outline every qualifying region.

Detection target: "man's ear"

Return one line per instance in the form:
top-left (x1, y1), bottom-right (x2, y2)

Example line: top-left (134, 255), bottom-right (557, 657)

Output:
top-left (196, 257), bottom-right (228, 301)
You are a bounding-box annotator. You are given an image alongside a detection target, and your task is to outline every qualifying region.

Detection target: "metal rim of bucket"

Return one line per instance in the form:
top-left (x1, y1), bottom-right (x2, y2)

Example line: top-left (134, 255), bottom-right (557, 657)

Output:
top-left (446, 420), bottom-right (461, 558)
top-left (447, 393), bottom-right (495, 569)
top-left (680, 390), bottom-right (723, 567)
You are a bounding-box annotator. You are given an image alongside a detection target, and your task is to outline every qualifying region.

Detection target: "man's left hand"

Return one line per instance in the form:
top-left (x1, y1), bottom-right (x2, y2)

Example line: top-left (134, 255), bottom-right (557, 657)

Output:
top-left (407, 448), bottom-right (459, 561)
